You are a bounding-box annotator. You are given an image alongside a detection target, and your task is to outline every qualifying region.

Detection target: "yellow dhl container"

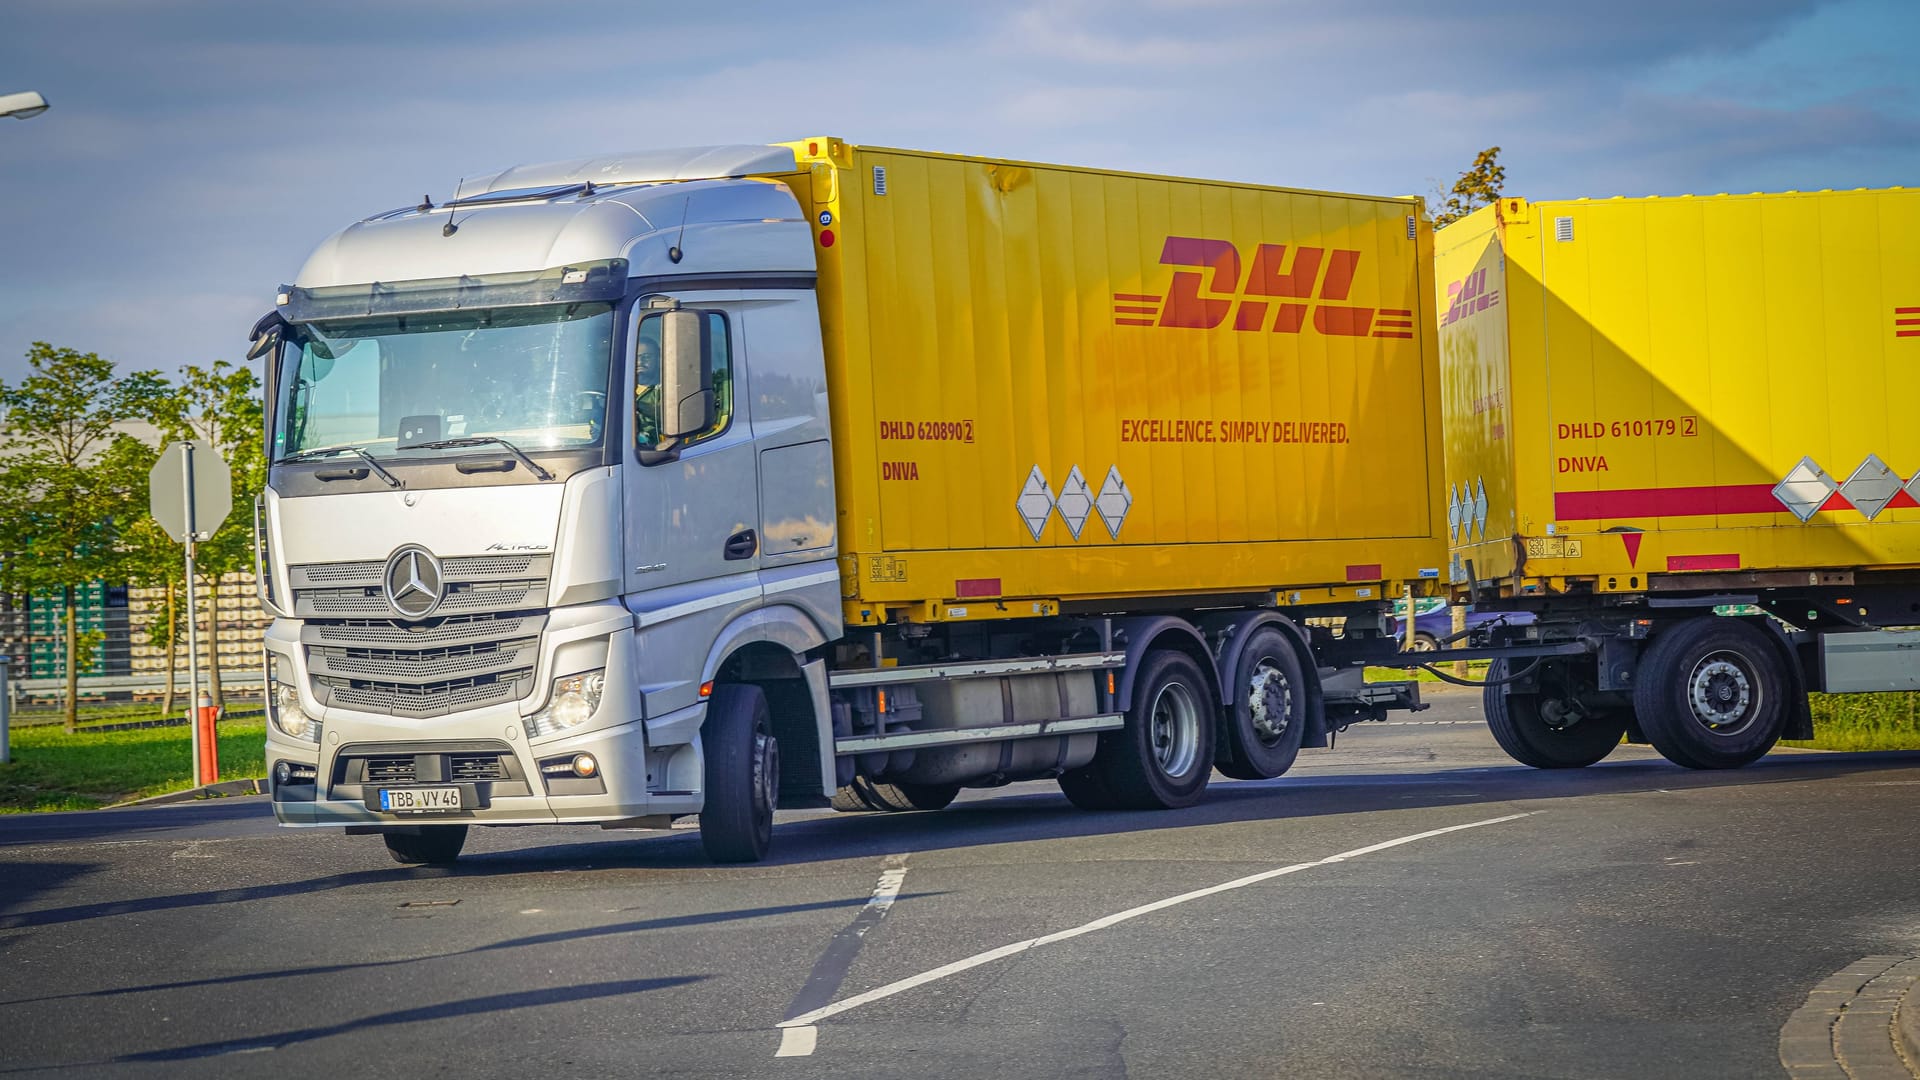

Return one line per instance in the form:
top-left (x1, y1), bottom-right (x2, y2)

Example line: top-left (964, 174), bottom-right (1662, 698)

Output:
top-left (1437, 188), bottom-right (1920, 596)
top-left (774, 138), bottom-right (1448, 624)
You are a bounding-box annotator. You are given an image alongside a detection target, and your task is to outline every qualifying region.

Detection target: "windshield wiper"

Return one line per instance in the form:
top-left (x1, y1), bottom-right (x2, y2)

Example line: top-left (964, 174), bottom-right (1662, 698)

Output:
top-left (404, 436), bottom-right (555, 481)
top-left (276, 444), bottom-right (402, 488)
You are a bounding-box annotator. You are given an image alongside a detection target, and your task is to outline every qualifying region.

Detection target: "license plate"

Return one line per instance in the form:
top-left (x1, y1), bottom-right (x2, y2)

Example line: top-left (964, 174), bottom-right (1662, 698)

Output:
top-left (379, 786), bottom-right (462, 813)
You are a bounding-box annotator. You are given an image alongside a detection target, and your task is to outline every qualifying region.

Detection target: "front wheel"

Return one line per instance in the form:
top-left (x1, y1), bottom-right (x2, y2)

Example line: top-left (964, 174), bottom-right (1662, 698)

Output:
top-left (1216, 627), bottom-right (1308, 780)
top-left (699, 684), bottom-right (779, 862)
top-left (1633, 618), bottom-right (1786, 769)
top-left (1483, 658), bottom-right (1628, 769)
top-left (1061, 649), bottom-right (1214, 810)
top-left (383, 825), bottom-right (468, 865)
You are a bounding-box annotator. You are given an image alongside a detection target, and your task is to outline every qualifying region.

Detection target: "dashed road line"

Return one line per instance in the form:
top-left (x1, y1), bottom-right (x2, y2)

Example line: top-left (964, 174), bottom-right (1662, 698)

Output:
top-left (771, 811), bottom-right (1537, 1053)
top-left (776, 853), bottom-right (910, 1058)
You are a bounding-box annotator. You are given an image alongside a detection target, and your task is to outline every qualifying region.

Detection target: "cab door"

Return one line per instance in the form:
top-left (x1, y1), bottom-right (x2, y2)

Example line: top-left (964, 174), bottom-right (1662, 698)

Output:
top-left (622, 293), bottom-right (761, 601)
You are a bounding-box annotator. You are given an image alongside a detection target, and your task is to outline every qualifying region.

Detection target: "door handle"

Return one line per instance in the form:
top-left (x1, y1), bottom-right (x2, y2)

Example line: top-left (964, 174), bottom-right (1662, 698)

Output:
top-left (724, 529), bottom-right (757, 561)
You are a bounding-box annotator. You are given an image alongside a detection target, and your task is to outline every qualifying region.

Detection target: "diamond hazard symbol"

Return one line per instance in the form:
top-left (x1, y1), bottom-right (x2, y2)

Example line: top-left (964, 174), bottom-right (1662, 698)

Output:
top-left (1471, 478), bottom-right (1489, 539)
top-left (1095, 466), bottom-right (1132, 539)
top-left (1016, 465), bottom-right (1056, 541)
top-left (1773, 457), bottom-right (1837, 522)
top-left (1839, 454), bottom-right (1902, 520)
top-left (1056, 466), bottom-right (1093, 539)
top-left (1447, 484), bottom-right (1463, 543)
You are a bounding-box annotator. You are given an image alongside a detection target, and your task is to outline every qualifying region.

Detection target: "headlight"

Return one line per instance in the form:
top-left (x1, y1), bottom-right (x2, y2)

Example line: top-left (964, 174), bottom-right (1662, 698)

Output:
top-left (526, 669), bottom-right (606, 738)
top-left (266, 653), bottom-right (318, 743)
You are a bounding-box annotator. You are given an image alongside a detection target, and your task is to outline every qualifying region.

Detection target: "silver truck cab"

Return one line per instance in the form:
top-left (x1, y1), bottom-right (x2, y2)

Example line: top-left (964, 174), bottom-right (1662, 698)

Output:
top-left (257, 146), bottom-right (842, 863)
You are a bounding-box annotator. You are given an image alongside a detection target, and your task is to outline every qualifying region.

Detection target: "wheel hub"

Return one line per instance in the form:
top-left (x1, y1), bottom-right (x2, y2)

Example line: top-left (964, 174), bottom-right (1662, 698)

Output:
top-left (1687, 655), bottom-right (1754, 732)
top-left (1150, 681), bottom-right (1201, 778)
top-left (1247, 662), bottom-right (1292, 742)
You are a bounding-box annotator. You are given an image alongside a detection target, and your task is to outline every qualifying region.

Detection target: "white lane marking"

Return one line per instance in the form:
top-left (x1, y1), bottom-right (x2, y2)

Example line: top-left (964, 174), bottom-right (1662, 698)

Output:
top-left (777, 812), bottom-right (1537, 1032)
top-left (774, 854), bottom-right (912, 1058)
top-left (775, 1025), bottom-right (818, 1057)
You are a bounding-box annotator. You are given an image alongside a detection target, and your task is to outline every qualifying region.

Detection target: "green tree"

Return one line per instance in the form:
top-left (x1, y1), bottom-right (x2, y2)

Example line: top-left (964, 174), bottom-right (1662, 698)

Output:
top-left (0, 344), bottom-right (169, 731)
top-left (1434, 146), bottom-right (1507, 228)
top-left (154, 360), bottom-right (265, 710)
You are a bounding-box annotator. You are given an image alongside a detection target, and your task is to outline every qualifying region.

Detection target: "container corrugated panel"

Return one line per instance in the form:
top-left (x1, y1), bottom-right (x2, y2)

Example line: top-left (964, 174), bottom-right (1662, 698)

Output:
top-left (1438, 189), bottom-right (1920, 595)
top-left (779, 139), bottom-right (1447, 621)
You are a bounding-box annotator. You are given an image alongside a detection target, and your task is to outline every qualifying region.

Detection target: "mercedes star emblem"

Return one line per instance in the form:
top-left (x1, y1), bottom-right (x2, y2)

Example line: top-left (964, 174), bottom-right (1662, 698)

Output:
top-left (383, 545), bottom-right (444, 619)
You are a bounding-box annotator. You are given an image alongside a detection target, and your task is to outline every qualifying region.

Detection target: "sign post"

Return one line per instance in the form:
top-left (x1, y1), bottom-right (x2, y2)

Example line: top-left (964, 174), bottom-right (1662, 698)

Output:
top-left (150, 441), bottom-right (232, 787)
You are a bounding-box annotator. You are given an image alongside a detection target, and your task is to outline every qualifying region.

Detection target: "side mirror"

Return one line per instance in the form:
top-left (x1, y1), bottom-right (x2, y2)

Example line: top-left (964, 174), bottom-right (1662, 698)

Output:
top-left (657, 309), bottom-right (714, 440)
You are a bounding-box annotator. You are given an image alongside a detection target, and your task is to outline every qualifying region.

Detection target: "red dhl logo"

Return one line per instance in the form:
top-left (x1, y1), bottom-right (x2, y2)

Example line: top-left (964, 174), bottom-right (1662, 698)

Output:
top-left (1442, 268), bottom-right (1501, 327)
top-left (1113, 236), bottom-right (1413, 339)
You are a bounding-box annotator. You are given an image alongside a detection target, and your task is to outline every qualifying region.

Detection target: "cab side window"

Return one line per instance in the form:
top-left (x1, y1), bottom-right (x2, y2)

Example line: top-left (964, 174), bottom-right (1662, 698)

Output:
top-left (634, 311), bottom-right (733, 452)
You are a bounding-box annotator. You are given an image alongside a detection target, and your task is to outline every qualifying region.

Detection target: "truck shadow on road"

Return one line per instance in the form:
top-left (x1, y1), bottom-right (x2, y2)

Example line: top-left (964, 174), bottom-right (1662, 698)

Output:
top-left (0, 750), bottom-right (1909, 933)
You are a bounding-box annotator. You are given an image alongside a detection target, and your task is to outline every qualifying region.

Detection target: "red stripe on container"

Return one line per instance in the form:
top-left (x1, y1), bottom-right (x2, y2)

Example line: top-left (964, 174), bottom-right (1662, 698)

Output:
top-left (1372, 331), bottom-right (1414, 339)
top-left (955, 578), bottom-right (1002, 598)
top-left (1114, 293), bottom-right (1161, 302)
top-left (1379, 308), bottom-right (1413, 316)
top-left (1554, 484), bottom-right (1781, 520)
top-left (1900, 330), bottom-right (1920, 338)
top-left (1897, 318), bottom-right (1920, 326)
top-left (1115, 318), bottom-right (1156, 326)
top-left (1346, 564), bottom-right (1382, 582)
top-left (1897, 307), bottom-right (1920, 314)
top-left (1667, 554), bottom-right (1741, 572)
top-left (1113, 305), bottom-right (1159, 314)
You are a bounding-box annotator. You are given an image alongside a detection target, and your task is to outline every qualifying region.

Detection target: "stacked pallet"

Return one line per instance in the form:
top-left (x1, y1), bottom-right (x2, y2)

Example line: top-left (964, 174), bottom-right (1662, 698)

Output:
top-left (127, 572), bottom-right (269, 698)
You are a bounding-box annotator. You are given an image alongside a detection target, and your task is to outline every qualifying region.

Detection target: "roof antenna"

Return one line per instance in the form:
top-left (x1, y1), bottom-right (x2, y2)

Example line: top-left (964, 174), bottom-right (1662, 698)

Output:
top-left (667, 196), bottom-right (689, 263)
top-left (443, 177), bottom-right (465, 237)
top-left (417, 194), bottom-right (434, 212)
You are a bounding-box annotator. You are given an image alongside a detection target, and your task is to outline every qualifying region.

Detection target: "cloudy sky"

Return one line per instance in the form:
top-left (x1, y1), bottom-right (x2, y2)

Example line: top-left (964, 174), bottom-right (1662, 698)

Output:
top-left (1, 0), bottom-right (1914, 383)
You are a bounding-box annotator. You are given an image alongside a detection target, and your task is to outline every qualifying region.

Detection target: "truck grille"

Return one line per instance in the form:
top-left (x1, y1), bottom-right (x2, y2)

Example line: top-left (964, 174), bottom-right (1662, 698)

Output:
top-left (290, 554), bottom-right (551, 718)
top-left (364, 756), bottom-right (416, 783)
top-left (449, 753), bottom-right (508, 781)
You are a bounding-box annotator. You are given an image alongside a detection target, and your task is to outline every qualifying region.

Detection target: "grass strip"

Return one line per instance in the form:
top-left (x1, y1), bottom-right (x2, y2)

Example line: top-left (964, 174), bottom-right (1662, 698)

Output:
top-left (0, 721), bottom-right (268, 813)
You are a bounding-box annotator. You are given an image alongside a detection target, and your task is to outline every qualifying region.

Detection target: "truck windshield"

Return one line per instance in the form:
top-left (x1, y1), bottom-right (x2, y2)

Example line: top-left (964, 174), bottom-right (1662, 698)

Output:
top-left (275, 302), bottom-right (615, 461)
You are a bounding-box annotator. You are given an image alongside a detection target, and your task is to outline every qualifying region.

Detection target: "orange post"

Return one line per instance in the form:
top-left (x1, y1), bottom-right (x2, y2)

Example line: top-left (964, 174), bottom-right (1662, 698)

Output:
top-left (195, 690), bottom-right (220, 785)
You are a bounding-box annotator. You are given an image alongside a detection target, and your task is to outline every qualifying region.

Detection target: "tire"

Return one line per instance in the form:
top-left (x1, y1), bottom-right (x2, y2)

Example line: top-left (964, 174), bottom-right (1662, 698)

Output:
top-left (1410, 632), bottom-right (1441, 653)
top-left (1064, 649), bottom-right (1214, 810)
top-left (1216, 627), bottom-right (1308, 780)
top-left (1484, 658), bottom-right (1628, 769)
top-left (1633, 618), bottom-right (1786, 770)
top-left (699, 684), bottom-right (779, 863)
top-left (383, 825), bottom-right (468, 865)
top-left (830, 777), bottom-right (959, 812)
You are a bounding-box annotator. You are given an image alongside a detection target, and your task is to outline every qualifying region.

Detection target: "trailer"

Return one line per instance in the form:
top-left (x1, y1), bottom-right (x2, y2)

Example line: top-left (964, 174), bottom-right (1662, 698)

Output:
top-left (251, 138), bottom-right (1450, 863)
top-left (1436, 188), bottom-right (1920, 770)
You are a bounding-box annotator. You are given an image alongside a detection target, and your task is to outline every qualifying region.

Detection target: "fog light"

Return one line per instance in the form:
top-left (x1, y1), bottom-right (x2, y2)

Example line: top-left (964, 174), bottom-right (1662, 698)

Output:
top-left (572, 754), bottom-right (598, 778)
top-left (274, 761), bottom-right (291, 785)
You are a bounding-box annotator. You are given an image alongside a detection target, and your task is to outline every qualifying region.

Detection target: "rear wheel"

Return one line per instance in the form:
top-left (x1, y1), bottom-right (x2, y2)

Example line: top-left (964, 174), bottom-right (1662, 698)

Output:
top-left (1061, 649), bottom-right (1214, 810)
top-left (1633, 618), bottom-right (1786, 770)
top-left (699, 684), bottom-right (779, 863)
top-left (383, 825), bottom-right (468, 865)
top-left (1484, 658), bottom-right (1627, 769)
top-left (1216, 627), bottom-right (1308, 780)
top-left (830, 777), bottom-right (960, 812)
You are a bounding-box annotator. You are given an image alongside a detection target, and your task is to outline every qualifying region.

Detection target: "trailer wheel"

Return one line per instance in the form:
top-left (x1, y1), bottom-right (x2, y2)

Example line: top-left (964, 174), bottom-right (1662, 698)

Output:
top-left (1217, 628), bottom-right (1308, 780)
top-left (1633, 618), bottom-right (1785, 770)
top-left (1484, 658), bottom-right (1627, 769)
top-left (698, 684), bottom-right (779, 862)
top-left (382, 825), bottom-right (468, 866)
top-left (831, 778), bottom-right (960, 812)
top-left (1064, 649), bottom-right (1214, 810)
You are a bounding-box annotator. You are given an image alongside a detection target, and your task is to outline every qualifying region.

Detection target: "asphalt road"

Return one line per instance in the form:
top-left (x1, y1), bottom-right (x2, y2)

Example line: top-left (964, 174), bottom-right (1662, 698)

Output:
top-left (2, 686), bottom-right (1917, 1079)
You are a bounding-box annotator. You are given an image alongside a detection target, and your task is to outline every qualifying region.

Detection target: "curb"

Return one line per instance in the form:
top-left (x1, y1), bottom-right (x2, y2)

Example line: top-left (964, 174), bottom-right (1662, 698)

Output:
top-left (112, 778), bottom-right (268, 807)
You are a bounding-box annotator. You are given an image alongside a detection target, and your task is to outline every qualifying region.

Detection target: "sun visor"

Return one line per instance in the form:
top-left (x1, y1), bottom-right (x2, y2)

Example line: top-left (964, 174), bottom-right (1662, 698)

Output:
top-left (280, 258), bottom-right (628, 322)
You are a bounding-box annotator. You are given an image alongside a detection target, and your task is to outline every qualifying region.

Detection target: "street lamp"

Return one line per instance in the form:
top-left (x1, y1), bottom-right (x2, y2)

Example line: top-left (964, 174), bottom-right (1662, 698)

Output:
top-left (0, 91), bottom-right (50, 120)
